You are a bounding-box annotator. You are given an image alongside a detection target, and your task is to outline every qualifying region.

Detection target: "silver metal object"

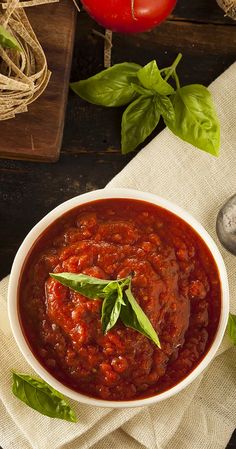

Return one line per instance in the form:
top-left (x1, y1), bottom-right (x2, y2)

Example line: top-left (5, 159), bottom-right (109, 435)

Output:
top-left (216, 194), bottom-right (236, 255)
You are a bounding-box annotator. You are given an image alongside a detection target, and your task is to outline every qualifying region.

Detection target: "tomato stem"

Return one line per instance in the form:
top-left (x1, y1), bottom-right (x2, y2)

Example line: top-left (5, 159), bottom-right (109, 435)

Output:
top-left (131, 0), bottom-right (137, 20)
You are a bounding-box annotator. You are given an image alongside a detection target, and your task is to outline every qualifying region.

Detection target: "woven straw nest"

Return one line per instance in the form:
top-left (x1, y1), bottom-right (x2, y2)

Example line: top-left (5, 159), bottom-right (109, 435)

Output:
top-left (0, 0), bottom-right (58, 120)
top-left (217, 0), bottom-right (236, 19)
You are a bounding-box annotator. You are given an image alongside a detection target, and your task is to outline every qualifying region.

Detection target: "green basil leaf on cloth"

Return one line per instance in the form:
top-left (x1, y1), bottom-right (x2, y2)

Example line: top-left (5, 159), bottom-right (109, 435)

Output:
top-left (227, 313), bottom-right (236, 345)
top-left (164, 84), bottom-right (220, 156)
top-left (12, 372), bottom-right (77, 422)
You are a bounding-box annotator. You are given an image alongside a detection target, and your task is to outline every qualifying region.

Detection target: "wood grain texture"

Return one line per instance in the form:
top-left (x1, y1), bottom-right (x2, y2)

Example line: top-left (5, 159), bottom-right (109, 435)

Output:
top-left (0, 0), bottom-right (76, 162)
top-left (172, 0), bottom-right (234, 24)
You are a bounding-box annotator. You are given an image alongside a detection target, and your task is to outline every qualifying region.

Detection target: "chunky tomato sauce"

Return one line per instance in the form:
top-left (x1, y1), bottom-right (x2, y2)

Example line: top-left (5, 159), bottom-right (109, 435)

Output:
top-left (19, 198), bottom-right (221, 401)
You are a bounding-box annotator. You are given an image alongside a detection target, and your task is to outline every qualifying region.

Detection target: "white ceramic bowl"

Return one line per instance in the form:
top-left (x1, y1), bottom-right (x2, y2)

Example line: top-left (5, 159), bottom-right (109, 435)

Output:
top-left (8, 188), bottom-right (229, 408)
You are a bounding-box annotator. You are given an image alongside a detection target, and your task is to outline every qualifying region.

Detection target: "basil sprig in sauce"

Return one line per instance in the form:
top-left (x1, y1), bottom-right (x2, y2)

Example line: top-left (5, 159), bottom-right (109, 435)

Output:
top-left (71, 54), bottom-right (220, 156)
top-left (50, 272), bottom-right (161, 348)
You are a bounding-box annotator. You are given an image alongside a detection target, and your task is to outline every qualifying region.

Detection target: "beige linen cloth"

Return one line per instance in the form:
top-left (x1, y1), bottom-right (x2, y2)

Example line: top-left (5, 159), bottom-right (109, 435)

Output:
top-left (1, 63), bottom-right (236, 449)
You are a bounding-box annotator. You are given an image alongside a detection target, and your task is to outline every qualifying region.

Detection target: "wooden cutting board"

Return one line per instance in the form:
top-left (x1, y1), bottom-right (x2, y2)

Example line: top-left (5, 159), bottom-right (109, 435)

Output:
top-left (0, 0), bottom-right (76, 162)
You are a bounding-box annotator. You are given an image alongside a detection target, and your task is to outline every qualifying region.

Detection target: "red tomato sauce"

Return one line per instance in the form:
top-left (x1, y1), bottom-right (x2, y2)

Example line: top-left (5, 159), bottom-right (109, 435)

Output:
top-left (18, 198), bottom-right (221, 401)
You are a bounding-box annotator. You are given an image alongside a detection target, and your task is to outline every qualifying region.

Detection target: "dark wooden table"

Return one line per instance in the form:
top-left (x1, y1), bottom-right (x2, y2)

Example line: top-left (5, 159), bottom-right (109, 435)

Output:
top-left (0, 0), bottom-right (235, 447)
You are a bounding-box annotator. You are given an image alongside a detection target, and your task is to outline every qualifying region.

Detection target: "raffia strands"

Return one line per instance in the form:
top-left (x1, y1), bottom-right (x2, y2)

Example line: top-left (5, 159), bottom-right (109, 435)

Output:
top-left (0, 0), bottom-right (58, 120)
top-left (217, 0), bottom-right (236, 19)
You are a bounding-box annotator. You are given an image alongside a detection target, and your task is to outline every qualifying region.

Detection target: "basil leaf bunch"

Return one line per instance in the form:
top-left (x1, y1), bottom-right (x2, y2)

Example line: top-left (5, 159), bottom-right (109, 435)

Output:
top-left (70, 54), bottom-right (220, 156)
top-left (50, 272), bottom-right (161, 348)
top-left (0, 25), bottom-right (22, 51)
top-left (12, 372), bottom-right (77, 422)
top-left (227, 313), bottom-right (236, 345)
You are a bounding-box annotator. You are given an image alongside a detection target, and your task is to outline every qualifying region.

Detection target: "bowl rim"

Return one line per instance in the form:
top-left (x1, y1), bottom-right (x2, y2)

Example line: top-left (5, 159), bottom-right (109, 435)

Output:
top-left (8, 187), bottom-right (229, 408)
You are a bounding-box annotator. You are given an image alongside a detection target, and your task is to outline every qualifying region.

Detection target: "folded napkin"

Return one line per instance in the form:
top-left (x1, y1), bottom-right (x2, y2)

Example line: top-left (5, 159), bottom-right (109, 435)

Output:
top-left (1, 62), bottom-right (236, 449)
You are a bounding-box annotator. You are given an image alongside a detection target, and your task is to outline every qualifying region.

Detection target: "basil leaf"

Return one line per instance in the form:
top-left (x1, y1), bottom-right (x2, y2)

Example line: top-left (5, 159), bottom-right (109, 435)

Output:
top-left (12, 372), bottom-right (77, 422)
top-left (137, 61), bottom-right (175, 96)
top-left (102, 281), bottom-right (127, 333)
top-left (121, 95), bottom-right (160, 154)
top-left (131, 83), bottom-right (154, 97)
top-left (155, 95), bottom-right (175, 121)
top-left (0, 25), bottom-right (22, 51)
top-left (103, 280), bottom-right (127, 305)
top-left (116, 281), bottom-right (127, 305)
top-left (101, 289), bottom-right (121, 333)
top-left (120, 298), bottom-right (149, 338)
top-left (70, 62), bottom-right (141, 107)
top-left (121, 285), bottom-right (161, 348)
top-left (50, 272), bottom-right (110, 299)
top-left (227, 313), bottom-right (236, 345)
top-left (164, 84), bottom-right (220, 156)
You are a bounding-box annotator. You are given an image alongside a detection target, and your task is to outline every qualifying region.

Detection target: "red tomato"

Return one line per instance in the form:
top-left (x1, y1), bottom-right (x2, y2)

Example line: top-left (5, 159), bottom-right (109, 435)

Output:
top-left (80, 0), bottom-right (177, 33)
